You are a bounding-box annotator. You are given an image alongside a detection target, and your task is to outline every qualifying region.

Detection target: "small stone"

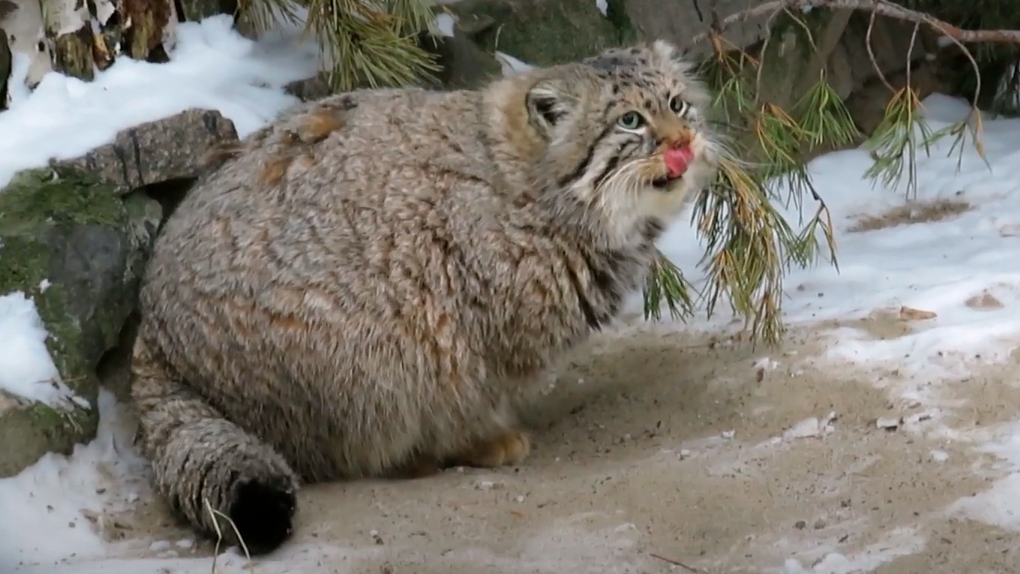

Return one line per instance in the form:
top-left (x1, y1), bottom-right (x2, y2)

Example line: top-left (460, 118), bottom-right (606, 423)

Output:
top-left (721, 430), bottom-right (735, 439)
top-left (813, 518), bottom-right (826, 529)
top-left (515, 495), bottom-right (526, 503)
top-left (876, 417), bottom-right (901, 430)
top-left (794, 520), bottom-right (806, 530)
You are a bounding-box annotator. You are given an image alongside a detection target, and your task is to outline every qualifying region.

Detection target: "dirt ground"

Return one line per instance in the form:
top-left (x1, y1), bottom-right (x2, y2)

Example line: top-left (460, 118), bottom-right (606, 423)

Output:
top-left (67, 318), bottom-right (1020, 573)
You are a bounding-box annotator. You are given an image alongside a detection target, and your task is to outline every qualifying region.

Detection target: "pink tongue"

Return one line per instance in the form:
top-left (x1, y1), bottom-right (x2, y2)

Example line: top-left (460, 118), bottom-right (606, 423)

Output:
top-left (664, 147), bottom-right (695, 178)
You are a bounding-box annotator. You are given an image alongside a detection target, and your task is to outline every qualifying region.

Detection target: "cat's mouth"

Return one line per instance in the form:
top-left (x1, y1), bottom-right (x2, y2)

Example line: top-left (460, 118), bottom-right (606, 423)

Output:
top-left (651, 175), bottom-right (680, 190)
top-left (652, 146), bottom-right (695, 190)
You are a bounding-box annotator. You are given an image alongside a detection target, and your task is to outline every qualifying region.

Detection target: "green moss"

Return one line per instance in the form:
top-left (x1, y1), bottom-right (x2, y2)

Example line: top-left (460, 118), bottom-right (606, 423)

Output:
top-left (0, 235), bottom-right (50, 292)
top-left (0, 167), bottom-right (126, 231)
top-left (36, 286), bottom-right (86, 379)
top-left (0, 166), bottom-right (154, 477)
top-left (0, 167), bottom-right (130, 397)
top-left (27, 401), bottom-right (73, 429)
top-left (0, 399), bottom-right (98, 478)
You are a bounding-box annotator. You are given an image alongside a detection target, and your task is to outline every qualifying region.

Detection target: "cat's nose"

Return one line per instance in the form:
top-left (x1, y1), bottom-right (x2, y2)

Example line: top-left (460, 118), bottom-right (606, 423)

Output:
top-left (655, 116), bottom-right (693, 150)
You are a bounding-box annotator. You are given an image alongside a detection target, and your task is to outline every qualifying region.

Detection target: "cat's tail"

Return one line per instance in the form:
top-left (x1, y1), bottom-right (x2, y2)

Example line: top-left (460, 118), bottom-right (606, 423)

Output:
top-left (130, 334), bottom-right (300, 555)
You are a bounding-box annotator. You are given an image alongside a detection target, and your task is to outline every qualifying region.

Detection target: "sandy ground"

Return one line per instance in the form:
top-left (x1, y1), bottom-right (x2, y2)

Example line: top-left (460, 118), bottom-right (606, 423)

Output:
top-left (44, 317), bottom-right (1020, 573)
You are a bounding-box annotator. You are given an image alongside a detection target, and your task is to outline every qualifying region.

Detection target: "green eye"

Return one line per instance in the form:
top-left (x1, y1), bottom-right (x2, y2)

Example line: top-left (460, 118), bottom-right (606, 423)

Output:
top-left (617, 111), bottom-right (645, 130)
top-left (669, 95), bottom-right (689, 116)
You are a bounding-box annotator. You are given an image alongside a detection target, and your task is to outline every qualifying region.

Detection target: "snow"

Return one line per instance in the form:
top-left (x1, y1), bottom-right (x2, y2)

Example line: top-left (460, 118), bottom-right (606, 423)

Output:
top-left (0, 292), bottom-right (83, 409)
top-left (3, 10), bottom-right (1020, 574)
top-left (658, 93), bottom-right (1020, 380)
top-left (436, 13), bottom-right (456, 37)
top-left (947, 420), bottom-right (1020, 530)
top-left (495, 51), bottom-right (535, 76)
top-left (0, 389), bottom-right (149, 571)
top-left (0, 14), bottom-right (320, 190)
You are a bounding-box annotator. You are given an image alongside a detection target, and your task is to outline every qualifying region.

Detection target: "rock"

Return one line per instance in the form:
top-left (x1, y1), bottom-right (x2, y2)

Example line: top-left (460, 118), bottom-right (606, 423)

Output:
top-left (621, 0), bottom-right (771, 59)
top-left (0, 23), bottom-right (9, 110)
top-left (0, 167), bottom-right (162, 478)
top-left (0, 1), bottom-right (16, 20)
top-left (418, 28), bottom-right (503, 90)
top-left (0, 392), bottom-right (87, 478)
top-left (51, 109), bottom-right (239, 195)
top-left (446, 0), bottom-right (632, 68)
top-left (284, 75), bottom-right (334, 102)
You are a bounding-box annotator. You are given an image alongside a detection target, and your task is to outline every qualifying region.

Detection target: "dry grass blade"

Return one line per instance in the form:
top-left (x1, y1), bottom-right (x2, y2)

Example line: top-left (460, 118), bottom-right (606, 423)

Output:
top-left (204, 498), bottom-right (254, 573)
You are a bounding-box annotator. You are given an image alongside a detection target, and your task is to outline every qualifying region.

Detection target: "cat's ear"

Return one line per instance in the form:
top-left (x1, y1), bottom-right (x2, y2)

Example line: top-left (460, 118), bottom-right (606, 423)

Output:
top-left (525, 78), bottom-right (577, 139)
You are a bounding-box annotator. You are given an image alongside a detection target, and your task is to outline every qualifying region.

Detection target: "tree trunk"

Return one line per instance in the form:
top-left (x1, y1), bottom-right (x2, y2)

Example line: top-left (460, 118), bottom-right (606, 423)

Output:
top-left (0, 26), bottom-right (10, 110)
top-left (40, 0), bottom-right (177, 82)
top-left (3, 0), bottom-right (52, 88)
top-left (42, 0), bottom-right (95, 80)
top-left (120, 0), bottom-right (176, 61)
top-left (176, 0), bottom-right (236, 22)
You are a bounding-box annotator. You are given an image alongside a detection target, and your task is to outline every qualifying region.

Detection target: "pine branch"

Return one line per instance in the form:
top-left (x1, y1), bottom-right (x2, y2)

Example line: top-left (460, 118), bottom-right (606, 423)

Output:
top-left (692, 0), bottom-right (1020, 46)
top-left (239, 0), bottom-right (440, 91)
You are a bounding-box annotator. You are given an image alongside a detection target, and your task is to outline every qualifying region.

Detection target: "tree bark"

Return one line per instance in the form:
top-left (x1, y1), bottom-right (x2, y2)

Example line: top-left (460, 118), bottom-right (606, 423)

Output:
top-left (176, 0), bottom-right (236, 22)
top-left (4, 0), bottom-right (52, 88)
top-left (120, 0), bottom-right (176, 60)
top-left (40, 0), bottom-right (176, 82)
top-left (42, 0), bottom-right (95, 81)
top-left (89, 0), bottom-right (120, 70)
top-left (0, 26), bottom-right (10, 111)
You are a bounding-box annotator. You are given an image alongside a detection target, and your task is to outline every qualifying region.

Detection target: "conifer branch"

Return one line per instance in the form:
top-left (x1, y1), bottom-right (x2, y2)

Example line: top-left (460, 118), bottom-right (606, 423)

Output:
top-left (692, 0), bottom-right (1020, 46)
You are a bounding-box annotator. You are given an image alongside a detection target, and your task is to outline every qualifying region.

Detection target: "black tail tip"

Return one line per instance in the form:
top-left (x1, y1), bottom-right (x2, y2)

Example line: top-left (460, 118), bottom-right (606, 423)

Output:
top-left (228, 478), bottom-right (298, 556)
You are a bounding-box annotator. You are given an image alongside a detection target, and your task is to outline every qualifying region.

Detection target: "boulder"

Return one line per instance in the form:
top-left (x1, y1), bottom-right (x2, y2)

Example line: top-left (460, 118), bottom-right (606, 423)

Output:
top-left (51, 109), bottom-right (238, 195)
top-left (445, 0), bottom-right (633, 68)
top-left (418, 27), bottom-right (503, 91)
top-left (0, 167), bottom-right (162, 478)
top-left (284, 74), bottom-right (334, 102)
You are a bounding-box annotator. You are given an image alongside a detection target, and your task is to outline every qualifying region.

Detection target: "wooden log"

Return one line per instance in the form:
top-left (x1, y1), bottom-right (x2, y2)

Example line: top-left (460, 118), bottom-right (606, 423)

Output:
top-left (40, 0), bottom-right (176, 81)
top-left (87, 0), bottom-right (121, 70)
top-left (121, 0), bottom-right (175, 60)
top-left (41, 0), bottom-right (95, 80)
top-left (4, 0), bottom-right (52, 87)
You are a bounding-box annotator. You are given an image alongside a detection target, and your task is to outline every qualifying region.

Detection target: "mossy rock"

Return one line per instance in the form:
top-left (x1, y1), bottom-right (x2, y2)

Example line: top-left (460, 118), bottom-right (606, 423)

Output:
top-left (446, 0), bottom-right (638, 68)
top-left (0, 167), bottom-right (162, 478)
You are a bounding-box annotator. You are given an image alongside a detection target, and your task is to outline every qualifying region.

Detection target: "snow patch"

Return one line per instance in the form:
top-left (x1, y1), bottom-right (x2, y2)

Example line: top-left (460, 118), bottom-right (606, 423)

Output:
top-left (0, 292), bottom-right (81, 409)
top-left (0, 14), bottom-right (321, 190)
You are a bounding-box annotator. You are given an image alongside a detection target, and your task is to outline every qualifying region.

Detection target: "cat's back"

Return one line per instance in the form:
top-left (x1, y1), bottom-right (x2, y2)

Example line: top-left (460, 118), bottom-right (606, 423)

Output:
top-left (145, 87), bottom-right (500, 299)
top-left (171, 87), bottom-right (491, 229)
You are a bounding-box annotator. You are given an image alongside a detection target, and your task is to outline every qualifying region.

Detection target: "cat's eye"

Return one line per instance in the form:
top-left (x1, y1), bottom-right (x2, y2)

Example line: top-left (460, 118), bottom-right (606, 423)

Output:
top-left (669, 95), bottom-right (690, 117)
top-left (617, 111), bottom-right (645, 131)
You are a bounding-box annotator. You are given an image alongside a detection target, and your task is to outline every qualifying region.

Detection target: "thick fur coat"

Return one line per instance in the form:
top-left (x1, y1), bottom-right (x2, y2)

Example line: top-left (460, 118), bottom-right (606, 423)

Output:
top-left (131, 40), bottom-right (721, 554)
